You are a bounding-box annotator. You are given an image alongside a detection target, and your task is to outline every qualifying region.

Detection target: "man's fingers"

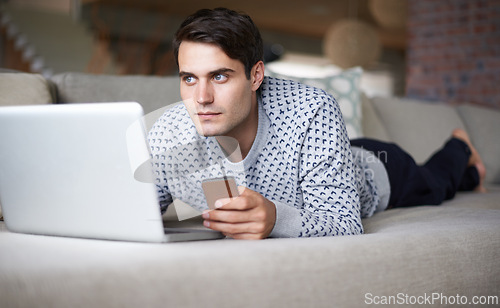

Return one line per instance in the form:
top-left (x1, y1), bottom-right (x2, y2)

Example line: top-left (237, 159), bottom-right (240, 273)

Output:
top-left (213, 186), bottom-right (252, 210)
top-left (202, 186), bottom-right (275, 240)
top-left (215, 195), bottom-right (253, 211)
top-left (204, 220), bottom-right (267, 236)
top-left (203, 208), bottom-right (260, 223)
top-left (213, 197), bottom-right (231, 209)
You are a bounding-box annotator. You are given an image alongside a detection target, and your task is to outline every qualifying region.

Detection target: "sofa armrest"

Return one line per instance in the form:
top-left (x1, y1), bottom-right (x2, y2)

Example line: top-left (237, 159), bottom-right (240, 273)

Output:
top-left (368, 97), bottom-right (467, 164)
top-left (458, 105), bottom-right (500, 185)
top-left (360, 93), bottom-right (391, 142)
top-left (0, 73), bottom-right (55, 106)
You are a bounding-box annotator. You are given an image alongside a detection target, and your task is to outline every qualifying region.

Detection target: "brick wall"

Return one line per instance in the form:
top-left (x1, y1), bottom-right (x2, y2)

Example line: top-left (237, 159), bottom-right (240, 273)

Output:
top-left (406, 0), bottom-right (500, 109)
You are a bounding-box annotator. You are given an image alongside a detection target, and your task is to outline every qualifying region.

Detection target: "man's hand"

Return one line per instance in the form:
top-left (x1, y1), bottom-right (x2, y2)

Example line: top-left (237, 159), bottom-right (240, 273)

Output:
top-left (202, 186), bottom-right (276, 239)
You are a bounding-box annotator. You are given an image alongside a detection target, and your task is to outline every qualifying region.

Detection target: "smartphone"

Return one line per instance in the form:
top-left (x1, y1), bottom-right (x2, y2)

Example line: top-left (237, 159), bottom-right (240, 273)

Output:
top-left (202, 176), bottom-right (239, 210)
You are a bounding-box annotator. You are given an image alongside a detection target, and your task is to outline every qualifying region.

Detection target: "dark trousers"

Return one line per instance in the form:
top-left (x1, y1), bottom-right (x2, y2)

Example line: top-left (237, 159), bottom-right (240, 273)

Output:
top-left (350, 138), bottom-right (479, 208)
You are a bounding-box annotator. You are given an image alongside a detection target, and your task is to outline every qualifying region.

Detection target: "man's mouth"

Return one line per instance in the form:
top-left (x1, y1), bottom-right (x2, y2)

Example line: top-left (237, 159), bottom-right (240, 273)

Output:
top-left (197, 112), bottom-right (221, 120)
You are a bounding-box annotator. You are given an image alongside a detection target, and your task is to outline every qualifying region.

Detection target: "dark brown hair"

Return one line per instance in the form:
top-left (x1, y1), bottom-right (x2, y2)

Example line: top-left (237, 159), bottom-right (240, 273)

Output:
top-left (173, 8), bottom-right (263, 79)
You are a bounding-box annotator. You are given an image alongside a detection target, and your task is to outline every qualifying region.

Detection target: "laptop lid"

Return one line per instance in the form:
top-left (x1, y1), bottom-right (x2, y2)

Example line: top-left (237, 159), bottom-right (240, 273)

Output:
top-left (0, 102), bottom-right (172, 242)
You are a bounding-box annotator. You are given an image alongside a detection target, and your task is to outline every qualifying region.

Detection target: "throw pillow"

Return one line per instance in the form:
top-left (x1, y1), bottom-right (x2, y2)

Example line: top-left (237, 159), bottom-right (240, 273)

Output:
top-left (266, 65), bottom-right (363, 138)
top-left (0, 73), bottom-right (53, 106)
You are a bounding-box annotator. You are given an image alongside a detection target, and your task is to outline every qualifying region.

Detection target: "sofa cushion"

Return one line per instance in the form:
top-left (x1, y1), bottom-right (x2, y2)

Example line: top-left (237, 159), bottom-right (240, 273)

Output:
top-left (0, 190), bottom-right (499, 308)
top-left (0, 73), bottom-right (54, 106)
top-left (457, 105), bottom-right (500, 185)
top-left (370, 97), bottom-right (466, 164)
top-left (51, 73), bottom-right (182, 114)
top-left (266, 66), bottom-right (364, 139)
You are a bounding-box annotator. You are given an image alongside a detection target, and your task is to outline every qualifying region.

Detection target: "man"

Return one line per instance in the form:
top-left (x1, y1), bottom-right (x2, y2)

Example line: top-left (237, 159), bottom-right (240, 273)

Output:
top-left (148, 8), bottom-right (485, 240)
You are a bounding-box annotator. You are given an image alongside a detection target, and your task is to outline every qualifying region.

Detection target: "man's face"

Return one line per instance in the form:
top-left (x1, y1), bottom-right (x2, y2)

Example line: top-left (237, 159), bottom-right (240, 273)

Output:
top-left (178, 41), bottom-right (257, 138)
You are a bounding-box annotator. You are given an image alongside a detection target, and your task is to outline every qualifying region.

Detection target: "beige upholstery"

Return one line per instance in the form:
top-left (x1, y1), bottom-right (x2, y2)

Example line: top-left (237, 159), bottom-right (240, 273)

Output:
top-left (1, 191), bottom-right (499, 308)
top-left (360, 93), bottom-right (391, 142)
top-left (51, 73), bottom-right (182, 114)
top-left (0, 73), bottom-right (54, 106)
top-left (457, 104), bottom-right (500, 184)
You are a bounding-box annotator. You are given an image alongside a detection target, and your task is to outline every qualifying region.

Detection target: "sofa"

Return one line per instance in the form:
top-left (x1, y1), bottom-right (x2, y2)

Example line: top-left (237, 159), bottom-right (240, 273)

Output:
top-left (0, 71), bottom-right (499, 308)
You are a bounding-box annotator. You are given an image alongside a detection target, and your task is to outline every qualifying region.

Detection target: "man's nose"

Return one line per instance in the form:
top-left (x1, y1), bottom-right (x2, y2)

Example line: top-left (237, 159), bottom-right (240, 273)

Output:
top-left (195, 81), bottom-right (214, 105)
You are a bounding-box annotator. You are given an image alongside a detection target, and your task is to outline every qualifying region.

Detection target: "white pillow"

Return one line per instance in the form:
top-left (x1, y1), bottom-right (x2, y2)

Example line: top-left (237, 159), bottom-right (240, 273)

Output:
top-left (266, 64), bottom-right (363, 138)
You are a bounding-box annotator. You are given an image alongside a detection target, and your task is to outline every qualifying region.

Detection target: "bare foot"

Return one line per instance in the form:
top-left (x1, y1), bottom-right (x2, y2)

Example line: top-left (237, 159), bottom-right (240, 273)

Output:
top-left (452, 128), bottom-right (487, 192)
top-left (474, 162), bottom-right (487, 193)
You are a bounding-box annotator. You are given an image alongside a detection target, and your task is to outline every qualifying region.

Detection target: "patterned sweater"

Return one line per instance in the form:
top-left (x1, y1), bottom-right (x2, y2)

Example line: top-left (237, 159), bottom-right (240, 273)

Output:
top-left (148, 77), bottom-right (386, 238)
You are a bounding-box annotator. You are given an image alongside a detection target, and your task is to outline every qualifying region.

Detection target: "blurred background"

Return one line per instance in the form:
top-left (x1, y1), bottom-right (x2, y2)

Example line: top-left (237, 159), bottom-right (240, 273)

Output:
top-left (1, 0), bottom-right (499, 108)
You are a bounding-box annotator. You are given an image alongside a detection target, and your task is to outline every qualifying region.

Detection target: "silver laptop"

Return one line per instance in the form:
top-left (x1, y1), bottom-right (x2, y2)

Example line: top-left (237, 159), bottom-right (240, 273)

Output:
top-left (0, 102), bottom-right (223, 242)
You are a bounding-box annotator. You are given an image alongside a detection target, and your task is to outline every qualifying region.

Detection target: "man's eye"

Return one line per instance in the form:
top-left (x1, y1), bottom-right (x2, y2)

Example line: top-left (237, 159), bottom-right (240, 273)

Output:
top-left (214, 74), bottom-right (228, 82)
top-left (184, 76), bottom-right (195, 84)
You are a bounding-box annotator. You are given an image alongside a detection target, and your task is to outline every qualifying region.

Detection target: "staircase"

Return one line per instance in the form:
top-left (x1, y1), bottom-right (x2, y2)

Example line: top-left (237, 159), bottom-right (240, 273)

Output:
top-left (0, 4), bottom-right (119, 76)
top-left (0, 2), bottom-right (181, 76)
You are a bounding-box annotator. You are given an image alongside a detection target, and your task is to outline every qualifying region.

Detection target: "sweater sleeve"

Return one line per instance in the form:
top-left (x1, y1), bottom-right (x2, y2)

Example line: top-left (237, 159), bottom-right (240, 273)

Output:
top-left (148, 134), bottom-right (173, 213)
top-left (147, 108), bottom-right (179, 213)
top-left (270, 92), bottom-right (363, 238)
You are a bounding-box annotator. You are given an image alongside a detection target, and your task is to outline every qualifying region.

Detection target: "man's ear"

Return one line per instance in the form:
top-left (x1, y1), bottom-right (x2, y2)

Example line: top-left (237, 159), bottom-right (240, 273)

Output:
top-left (250, 61), bottom-right (265, 91)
